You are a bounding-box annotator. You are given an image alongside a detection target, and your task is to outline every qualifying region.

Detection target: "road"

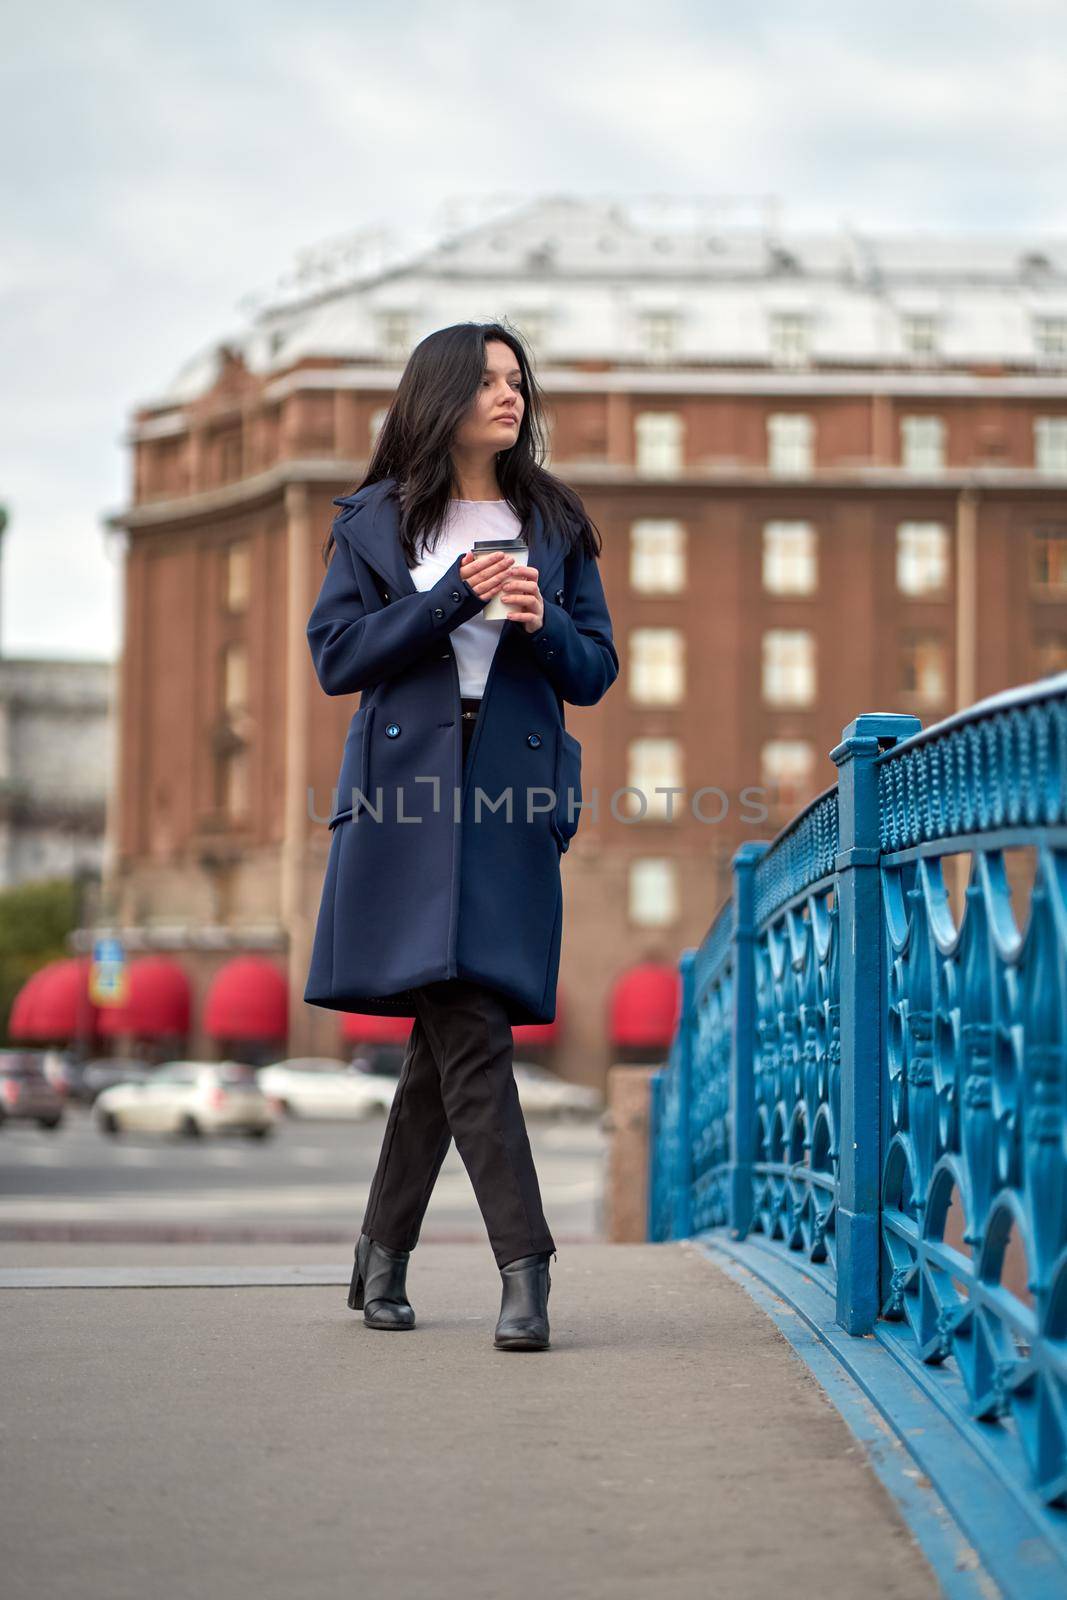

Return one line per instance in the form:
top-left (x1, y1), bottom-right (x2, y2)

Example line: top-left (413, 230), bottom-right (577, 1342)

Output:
top-left (0, 1102), bottom-right (606, 1243)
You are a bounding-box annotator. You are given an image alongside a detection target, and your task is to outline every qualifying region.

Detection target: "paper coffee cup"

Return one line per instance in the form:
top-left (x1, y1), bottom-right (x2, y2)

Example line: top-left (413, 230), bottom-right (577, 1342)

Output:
top-left (472, 538), bottom-right (529, 622)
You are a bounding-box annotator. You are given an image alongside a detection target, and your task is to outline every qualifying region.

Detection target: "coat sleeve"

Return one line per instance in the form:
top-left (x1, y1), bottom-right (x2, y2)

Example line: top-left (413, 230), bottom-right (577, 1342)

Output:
top-left (521, 545), bottom-right (619, 707)
top-left (307, 521), bottom-right (487, 695)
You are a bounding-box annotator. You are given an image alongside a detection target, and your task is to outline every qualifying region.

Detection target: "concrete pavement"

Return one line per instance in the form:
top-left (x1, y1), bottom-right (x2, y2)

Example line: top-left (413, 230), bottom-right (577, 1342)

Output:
top-left (1, 1241), bottom-right (940, 1600)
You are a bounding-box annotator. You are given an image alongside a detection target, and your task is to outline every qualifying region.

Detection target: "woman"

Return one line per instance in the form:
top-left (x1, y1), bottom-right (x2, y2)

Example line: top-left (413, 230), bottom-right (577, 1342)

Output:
top-left (303, 321), bottom-right (619, 1351)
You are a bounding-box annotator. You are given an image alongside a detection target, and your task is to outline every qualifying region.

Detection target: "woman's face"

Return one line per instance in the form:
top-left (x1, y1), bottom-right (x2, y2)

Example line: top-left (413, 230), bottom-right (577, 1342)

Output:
top-left (452, 338), bottom-right (525, 455)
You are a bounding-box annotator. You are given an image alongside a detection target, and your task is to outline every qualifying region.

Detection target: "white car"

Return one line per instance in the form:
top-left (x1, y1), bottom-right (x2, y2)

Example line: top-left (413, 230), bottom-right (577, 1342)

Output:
top-left (256, 1057), bottom-right (397, 1120)
top-left (94, 1061), bottom-right (276, 1139)
top-left (512, 1061), bottom-right (603, 1118)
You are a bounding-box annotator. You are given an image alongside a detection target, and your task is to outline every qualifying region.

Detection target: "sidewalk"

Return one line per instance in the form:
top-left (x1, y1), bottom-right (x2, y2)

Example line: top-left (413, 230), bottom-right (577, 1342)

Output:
top-left (2, 1241), bottom-right (939, 1600)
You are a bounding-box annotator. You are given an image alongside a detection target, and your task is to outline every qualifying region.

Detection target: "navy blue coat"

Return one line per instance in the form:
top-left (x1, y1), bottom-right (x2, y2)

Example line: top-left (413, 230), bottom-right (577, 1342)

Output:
top-left (303, 477), bottom-right (619, 1025)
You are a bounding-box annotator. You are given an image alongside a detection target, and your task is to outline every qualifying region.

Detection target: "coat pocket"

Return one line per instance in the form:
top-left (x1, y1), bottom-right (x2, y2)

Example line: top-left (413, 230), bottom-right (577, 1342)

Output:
top-left (550, 728), bottom-right (583, 852)
top-left (328, 704), bottom-right (374, 828)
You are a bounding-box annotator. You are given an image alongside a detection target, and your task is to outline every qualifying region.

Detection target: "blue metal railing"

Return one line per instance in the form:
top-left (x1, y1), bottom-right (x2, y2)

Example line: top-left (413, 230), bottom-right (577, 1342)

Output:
top-left (648, 674), bottom-right (1067, 1522)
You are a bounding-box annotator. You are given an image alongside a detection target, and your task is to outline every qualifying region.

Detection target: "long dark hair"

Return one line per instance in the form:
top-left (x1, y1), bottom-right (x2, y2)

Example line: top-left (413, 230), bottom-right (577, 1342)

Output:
top-left (321, 320), bottom-right (603, 566)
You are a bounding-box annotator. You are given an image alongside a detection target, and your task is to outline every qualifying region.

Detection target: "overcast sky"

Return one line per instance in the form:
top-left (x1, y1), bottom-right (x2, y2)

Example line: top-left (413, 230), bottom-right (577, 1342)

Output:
top-left (3, 0), bottom-right (1066, 660)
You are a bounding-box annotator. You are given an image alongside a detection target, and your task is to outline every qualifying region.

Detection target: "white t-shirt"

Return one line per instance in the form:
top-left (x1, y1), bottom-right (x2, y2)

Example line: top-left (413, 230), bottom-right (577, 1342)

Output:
top-left (410, 498), bottom-right (524, 696)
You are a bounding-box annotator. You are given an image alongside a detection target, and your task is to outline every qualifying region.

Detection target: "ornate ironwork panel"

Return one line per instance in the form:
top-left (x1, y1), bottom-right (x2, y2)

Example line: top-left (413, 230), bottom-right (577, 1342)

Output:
top-left (750, 883), bottom-right (841, 1281)
top-left (879, 723), bottom-right (1067, 1507)
top-left (753, 787), bottom-right (839, 929)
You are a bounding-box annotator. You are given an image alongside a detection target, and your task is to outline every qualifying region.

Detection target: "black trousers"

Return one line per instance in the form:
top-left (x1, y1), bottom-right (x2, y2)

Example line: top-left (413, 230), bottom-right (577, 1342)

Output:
top-left (359, 697), bottom-right (557, 1269)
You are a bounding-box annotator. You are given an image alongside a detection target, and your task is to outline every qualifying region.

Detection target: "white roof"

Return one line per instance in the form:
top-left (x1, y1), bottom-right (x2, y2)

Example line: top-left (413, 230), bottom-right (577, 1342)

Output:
top-left (156, 197), bottom-right (1067, 404)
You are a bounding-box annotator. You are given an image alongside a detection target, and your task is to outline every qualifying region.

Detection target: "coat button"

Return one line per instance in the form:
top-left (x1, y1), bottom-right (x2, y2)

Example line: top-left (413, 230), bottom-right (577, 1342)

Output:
top-left (383, 591), bottom-right (390, 601)
top-left (554, 589), bottom-right (564, 604)
top-left (433, 606), bottom-right (444, 619)
top-left (386, 722), bottom-right (401, 738)
top-left (526, 732), bottom-right (542, 748)
top-left (546, 649), bottom-right (555, 658)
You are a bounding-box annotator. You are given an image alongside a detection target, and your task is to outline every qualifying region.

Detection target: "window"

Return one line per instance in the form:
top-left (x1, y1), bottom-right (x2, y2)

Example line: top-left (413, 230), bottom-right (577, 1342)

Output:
top-left (624, 738), bottom-right (683, 821)
top-left (1031, 526), bottom-right (1067, 594)
top-left (216, 1064), bottom-right (258, 1087)
top-left (897, 523), bottom-right (949, 595)
top-left (769, 311), bottom-right (811, 367)
top-left (629, 858), bottom-right (679, 927)
top-left (629, 628), bottom-right (685, 704)
top-left (224, 542), bottom-right (251, 612)
top-left (760, 740), bottom-right (816, 811)
top-left (218, 432), bottom-right (242, 482)
top-left (222, 746), bottom-right (250, 821)
top-left (375, 311), bottom-right (412, 360)
top-left (1033, 315), bottom-right (1067, 364)
top-left (630, 519), bottom-right (686, 592)
top-left (901, 312), bottom-right (939, 359)
top-left (635, 412), bottom-right (684, 476)
top-left (152, 1065), bottom-right (199, 1086)
top-left (369, 406), bottom-right (390, 448)
top-left (299, 394), bottom-right (335, 451)
top-left (767, 413), bottom-right (814, 475)
top-left (1033, 634), bottom-right (1067, 678)
top-left (1035, 417), bottom-right (1067, 474)
top-left (901, 415), bottom-right (945, 473)
top-left (637, 310), bottom-right (681, 359)
top-left (762, 629), bottom-right (816, 706)
top-left (223, 643), bottom-right (248, 714)
top-left (900, 633), bottom-right (948, 704)
top-left (762, 522), bottom-right (817, 594)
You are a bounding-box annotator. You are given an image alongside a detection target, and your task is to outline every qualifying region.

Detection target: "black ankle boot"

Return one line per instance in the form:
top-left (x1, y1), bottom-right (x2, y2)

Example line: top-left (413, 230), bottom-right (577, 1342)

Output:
top-left (347, 1233), bottom-right (415, 1330)
top-left (494, 1249), bottom-right (555, 1351)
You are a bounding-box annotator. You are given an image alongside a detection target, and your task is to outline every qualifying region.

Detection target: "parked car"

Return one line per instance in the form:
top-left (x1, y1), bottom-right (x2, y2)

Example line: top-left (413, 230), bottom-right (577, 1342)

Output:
top-left (77, 1056), bottom-right (153, 1104)
top-left (40, 1049), bottom-right (84, 1099)
top-left (257, 1057), bottom-right (396, 1120)
top-left (94, 1061), bottom-right (275, 1138)
top-left (339, 1050), bottom-right (601, 1118)
top-left (512, 1061), bottom-right (603, 1119)
top-left (0, 1052), bottom-right (64, 1129)
top-left (351, 1045), bottom-right (406, 1078)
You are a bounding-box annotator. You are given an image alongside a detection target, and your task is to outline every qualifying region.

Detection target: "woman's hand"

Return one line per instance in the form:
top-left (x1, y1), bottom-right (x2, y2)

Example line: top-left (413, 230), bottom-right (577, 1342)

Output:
top-left (459, 550), bottom-right (515, 601)
top-left (498, 564), bottom-right (544, 633)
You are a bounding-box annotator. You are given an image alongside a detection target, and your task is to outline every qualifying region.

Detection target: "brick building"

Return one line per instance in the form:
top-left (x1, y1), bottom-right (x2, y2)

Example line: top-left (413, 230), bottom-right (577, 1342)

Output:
top-left (106, 198), bottom-right (1067, 1082)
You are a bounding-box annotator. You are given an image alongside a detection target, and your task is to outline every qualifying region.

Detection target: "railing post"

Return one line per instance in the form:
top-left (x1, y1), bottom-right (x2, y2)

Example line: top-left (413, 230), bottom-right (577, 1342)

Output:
top-left (646, 1070), bottom-right (663, 1242)
top-left (730, 841), bottom-right (770, 1238)
top-left (830, 711), bottom-right (921, 1334)
top-left (672, 947), bottom-right (697, 1238)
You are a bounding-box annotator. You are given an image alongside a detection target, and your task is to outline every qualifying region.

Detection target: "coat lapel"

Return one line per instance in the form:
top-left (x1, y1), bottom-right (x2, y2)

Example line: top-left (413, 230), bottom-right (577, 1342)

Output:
top-left (333, 481), bottom-right (416, 599)
top-left (333, 481), bottom-right (566, 614)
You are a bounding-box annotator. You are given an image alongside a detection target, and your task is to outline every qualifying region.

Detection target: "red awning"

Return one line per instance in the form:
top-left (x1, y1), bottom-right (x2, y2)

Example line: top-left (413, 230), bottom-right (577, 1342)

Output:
top-left (203, 956), bottom-right (288, 1041)
top-left (340, 1012), bottom-right (414, 1045)
top-left (8, 958), bottom-right (99, 1042)
top-left (609, 963), bottom-right (681, 1048)
top-left (96, 955), bottom-right (191, 1038)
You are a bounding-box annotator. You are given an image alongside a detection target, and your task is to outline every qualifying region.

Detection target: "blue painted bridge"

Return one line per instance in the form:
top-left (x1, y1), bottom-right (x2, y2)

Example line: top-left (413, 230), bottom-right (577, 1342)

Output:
top-left (648, 672), bottom-right (1067, 1599)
